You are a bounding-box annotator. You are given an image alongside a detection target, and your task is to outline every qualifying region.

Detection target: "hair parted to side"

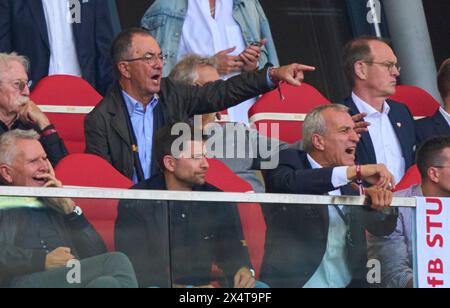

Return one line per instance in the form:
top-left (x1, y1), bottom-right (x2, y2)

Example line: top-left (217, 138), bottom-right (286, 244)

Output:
top-left (0, 52), bottom-right (30, 82)
top-left (110, 27), bottom-right (153, 77)
top-left (169, 54), bottom-right (217, 85)
top-left (302, 104), bottom-right (350, 153)
top-left (0, 129), bottom-right (39, 165)
top-left (417, 136), bottom-right (450, 179)
top-left (342, 36), bottom-right (391, 87)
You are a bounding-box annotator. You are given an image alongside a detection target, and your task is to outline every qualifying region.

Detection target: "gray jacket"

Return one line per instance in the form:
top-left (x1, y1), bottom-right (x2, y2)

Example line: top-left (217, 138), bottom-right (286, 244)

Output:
top-left (367, 185), bottom-right (420, 288)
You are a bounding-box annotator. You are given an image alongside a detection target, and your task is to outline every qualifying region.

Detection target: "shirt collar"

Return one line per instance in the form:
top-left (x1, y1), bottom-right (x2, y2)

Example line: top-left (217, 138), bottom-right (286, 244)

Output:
top-left (122, 90), bottom-right (159, 115)
top-left (352, 92), bottom-right (390, 116)
top-left (439, 107), bottom-right (450, 127)
top-left (307, 154), bottom-right (322, 169)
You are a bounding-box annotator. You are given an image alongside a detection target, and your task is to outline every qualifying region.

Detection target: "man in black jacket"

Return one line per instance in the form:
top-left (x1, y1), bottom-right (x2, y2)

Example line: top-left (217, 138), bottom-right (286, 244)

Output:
top-left (0, 52), bottom-right (67, 166)
top-left (85, 27), bottom-right (315, 183)
top-left (416, 58), bottom-right (450, 146)
top-left (115, 123), bottom-right (256, 288)
top-left (0, 129), bottom-right (137, 288)
top-left (262, 104), bottom-right (396, 288)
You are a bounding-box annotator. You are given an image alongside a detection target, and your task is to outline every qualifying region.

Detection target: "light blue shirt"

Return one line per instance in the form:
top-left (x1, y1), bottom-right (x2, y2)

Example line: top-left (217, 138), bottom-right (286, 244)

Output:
top-left (303, 155), bottom-right (353, 288)
top-left (122, 91), bottom-right (159, 184)
top-left (439, 107), bottom-right (450, 127)
top-left (352, 93), bottom-right (406, 184)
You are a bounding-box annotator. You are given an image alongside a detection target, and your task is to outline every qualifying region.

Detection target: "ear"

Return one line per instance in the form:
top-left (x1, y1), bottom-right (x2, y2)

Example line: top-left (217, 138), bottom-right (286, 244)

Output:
top-left (354, 61), bottom-right (368, 81)
top-left (427, 167), bottom-right (440, 184)
top-left (118, 62), bottom-right (131, 79)
top-left (163, 155), bottom-right (176, 173)
top-left (0, 164), bottom-right (13, 185)
top-left (311, 134), bottom-right (325, 151)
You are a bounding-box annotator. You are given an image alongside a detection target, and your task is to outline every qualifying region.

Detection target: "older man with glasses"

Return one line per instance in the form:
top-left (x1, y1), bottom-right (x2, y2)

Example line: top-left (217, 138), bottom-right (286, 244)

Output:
top-left (0, 52), bottom-right (67, 166)
top-left (339, 36), bottom-right (416, 186)
top-left (85, 28), bottom-right (315, 183)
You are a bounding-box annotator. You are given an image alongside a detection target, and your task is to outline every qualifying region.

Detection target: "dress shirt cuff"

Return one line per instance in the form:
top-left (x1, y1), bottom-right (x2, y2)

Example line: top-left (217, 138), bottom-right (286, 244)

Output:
top-left (332, 166), bottom-right (351, 188)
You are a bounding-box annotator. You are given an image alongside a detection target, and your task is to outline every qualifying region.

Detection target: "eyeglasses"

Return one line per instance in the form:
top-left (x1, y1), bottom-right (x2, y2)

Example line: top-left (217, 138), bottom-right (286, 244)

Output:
top-left (0, 79), bottom-right (32, 91)
top-left (122, 53), bottom-right (167, 65)
top-left (434, 166), bottom-right (450, 169)
top-left (364, 61), bottom-right (401, 73)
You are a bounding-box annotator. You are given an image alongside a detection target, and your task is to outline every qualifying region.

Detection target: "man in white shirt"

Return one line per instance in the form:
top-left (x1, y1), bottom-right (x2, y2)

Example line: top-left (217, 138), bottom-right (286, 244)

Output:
top-left (0, 0), bottom-right (114, 95)
top-left (340, 36), bottom-right (417, 185)
top-left (416, 58), bottom-right (450, 145)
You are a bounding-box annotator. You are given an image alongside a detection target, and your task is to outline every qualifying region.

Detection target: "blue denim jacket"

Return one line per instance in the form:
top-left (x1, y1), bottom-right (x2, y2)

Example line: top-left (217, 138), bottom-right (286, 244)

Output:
top-left (141, 0), bottom-right (280, 76)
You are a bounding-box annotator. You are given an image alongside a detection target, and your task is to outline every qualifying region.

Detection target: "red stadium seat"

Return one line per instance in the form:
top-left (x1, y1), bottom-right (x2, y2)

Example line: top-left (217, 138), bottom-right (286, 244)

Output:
top-left (394, 165), bottom-right (421, 192)
top-left (30, 75), bottom-right (103, 154)
top-left (55, 154), bottom-right (133, 251)
top-left (248, 83), bottom-right (330, 143)
top-left (205, 158), bottom-right (266, 278)
top-left (389, 85), bottom-right (441, 119)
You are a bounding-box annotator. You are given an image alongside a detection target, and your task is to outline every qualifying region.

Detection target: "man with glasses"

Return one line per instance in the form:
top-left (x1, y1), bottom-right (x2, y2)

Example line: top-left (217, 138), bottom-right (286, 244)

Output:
top-left (367, 136), bottom-right (450, 288)
top-left (340, 36), bottom-right (416, 186)
top-left (85, 28), bottom-right (315, 183)
top-left (0, 52), bottom-right (67, 166)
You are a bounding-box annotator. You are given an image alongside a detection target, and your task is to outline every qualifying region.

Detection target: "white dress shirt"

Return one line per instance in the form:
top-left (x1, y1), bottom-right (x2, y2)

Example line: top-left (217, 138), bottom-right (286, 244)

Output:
top-left (303, 155), bottom-right (352, 288)
top-left (42, 0), bottom-right (82, 77)
top-left (352, 93), bottom-right (406, 184)
top-left (177, 0), bottom-right (254, 124)
top-left (439, 107), bottom-right (450, 127)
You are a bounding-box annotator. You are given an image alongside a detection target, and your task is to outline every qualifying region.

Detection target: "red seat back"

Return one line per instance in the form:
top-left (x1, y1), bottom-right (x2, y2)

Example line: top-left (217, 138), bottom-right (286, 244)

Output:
top-left (55, 154), bottom-right (133, 251)
top-left (205, 158), bottom-right (266, 278)
top-left (248, 83), bottom-right (330, 143)
top-left (30, 75), bottom-right (103, 154)
top-left (389, 85), bottom-right (441, 118)
top-left (394, 165), bottom-right (421, 192)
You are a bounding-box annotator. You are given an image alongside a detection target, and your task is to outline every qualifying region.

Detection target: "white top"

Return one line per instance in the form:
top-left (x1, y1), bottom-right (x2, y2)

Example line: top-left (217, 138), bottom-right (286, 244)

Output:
top-left (439, 107), bottom-right (450, 127)
top-left (352, 93), bottom-right (406, 184)
top-left (42, 0), bottom-right (82, 77)
top-left (177, 0), bottom-right (246, 78)
top-left (303, 155), bottom-right (353, 288)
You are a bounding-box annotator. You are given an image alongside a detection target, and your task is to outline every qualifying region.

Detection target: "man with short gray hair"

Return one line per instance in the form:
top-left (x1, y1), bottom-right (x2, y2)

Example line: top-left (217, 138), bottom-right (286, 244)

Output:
top-left (0, 52), bottom-right (67, 165)
top-left (262, 104), bottom-right (396, 288)
top-left (0, 129), bottom-right (138, 288)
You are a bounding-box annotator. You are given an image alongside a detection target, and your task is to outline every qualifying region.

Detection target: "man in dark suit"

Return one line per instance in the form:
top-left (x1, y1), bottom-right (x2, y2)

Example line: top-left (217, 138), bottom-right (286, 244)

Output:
top-left (0, 0), bottom-right (114, 95)
top-left (416, 58), bottom-right (450, 146)
top-left (261, 104), bottom-right (395, 288)
top-left (85, 27), bottom-right (315, 183)
top-left (341, 36), bottom-right (416, 184)
top-left (115, 123), bottom-right (256, 288)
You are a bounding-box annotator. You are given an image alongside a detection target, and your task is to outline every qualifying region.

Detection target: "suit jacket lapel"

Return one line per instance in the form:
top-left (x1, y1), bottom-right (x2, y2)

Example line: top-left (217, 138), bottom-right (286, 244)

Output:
top-left (345, 97), bottom-right (377, 164)
top-left (108, 85), bottom-right (132, 147)
top-left (432, 111), bottom-right (450, 136)
top-left (28, 0), bottom-right (50, 50)
top-left (386, 100), bottom-right (410, 162)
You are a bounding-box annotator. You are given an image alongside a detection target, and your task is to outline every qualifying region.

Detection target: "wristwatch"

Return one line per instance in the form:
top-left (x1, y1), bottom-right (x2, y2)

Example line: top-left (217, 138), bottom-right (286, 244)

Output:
top-left (66, 206), bottom-right (83, 220)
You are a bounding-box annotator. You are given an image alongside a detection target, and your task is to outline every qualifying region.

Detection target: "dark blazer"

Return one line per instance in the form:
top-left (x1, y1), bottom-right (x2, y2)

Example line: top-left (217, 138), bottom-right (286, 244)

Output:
top-left (340, 97), bottom-right (417, 171)
top-left (0, 0), bottom-right (114, 95)
top-left (85, 68), bottom-right (272, 180)
top-left (415, 109), bottom-right (450, 147)
top-left (115, 174), bottom-right (251, 288)
top-left (261, 149), bottom-right (396, 288)
top-left (0, 204), bottom-right (106, 287)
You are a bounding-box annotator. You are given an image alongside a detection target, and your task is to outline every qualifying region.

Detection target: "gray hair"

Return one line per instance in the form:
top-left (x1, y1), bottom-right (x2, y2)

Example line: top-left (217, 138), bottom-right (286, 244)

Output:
top-left (169, 54), bottom-right (217, 85)
top-left (0, 52), bottom-right (30, 82)
top-left (0, 129), bottom-right (40, 165)
top-left (302, 104), bottom-right (350, 153)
